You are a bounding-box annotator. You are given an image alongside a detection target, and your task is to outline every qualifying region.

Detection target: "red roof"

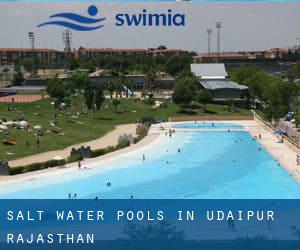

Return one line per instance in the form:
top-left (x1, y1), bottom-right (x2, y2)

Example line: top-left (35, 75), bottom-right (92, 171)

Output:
top-left (78, 48), bottom-right (146, 53)
top-left (0, 48), bottom-right (59, 52)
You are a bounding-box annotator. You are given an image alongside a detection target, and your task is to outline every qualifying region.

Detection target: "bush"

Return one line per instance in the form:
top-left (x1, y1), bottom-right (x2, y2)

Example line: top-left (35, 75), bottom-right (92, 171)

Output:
top-left (11, 159), bottom-right (66, 175)
top-left (9, 166), bottom-right (25, 175)
top-left (116, 140), bottom-right (130, 149)
top-left (139, 116), bottom-right (155, 124)
top-left (91, 148), bottom-right (106, 158)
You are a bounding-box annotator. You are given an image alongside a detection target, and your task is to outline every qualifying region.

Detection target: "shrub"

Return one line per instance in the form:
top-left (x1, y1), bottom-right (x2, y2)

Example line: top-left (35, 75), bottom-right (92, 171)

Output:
top-left (140, 116), bottom-right (155, 124)
top-left (11, 159), bottom-right (66, 175)
top-left (91, 148), bottom-right (106, 158)
top-left (9, 166), bottom-right (25, 175)
top-left (67, 154), bottom-right (83, 163)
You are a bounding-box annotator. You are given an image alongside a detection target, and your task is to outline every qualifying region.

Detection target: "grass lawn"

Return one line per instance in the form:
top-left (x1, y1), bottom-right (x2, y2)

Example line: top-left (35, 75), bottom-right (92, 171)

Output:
top-left (0, 97), bottom-right (251, 161)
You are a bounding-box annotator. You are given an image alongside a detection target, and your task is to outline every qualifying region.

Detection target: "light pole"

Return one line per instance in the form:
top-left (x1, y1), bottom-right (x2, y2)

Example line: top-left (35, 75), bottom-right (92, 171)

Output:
top-left (216, 21), bottom-right (222, 60)
top-left (207, 28), bottom-right (212, 56)
top-left (28, 32), bottom-right (36, 75)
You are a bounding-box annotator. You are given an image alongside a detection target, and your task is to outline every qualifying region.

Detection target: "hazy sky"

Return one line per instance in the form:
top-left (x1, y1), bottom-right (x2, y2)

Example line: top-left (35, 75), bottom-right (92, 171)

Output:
top-left (0, 2), bottom-right (299, 53)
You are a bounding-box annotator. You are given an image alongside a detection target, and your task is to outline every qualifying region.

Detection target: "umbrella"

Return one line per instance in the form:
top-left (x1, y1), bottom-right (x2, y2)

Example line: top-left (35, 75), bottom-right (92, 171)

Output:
top-left (274, 130), bottom-right (286, 135)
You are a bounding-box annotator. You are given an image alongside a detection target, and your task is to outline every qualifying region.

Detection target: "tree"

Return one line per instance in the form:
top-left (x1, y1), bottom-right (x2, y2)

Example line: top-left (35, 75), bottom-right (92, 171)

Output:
top-left (197, 90), bottom-right (213, 112)
top-left (69, 72), bottom-right (89, 91)
top-left (146, 68), bottom-right (157, 92)
top-left (172, 76), bottom-right (196, 111)
top-left (12, 69), bottom-right (24, 86)
top-left (166, 55), bottom-right (192, 76)
top-left (81, 60), bottom-right (95, 73)
top-left (107, 81), bottom-right (115, 99)
top-left (84, 85), bottom-right (105, 118)
top-left (21, 58), bottom-right (33, 72)
top-left (46, 77), bottom-right (67, 100)
top-left (112, 99), bottom-right (121, 113)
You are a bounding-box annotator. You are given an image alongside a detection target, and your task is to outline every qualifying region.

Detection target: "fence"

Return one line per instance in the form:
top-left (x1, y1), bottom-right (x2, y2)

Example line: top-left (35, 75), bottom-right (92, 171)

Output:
top-left (168, 115), bottom-right (254, 122)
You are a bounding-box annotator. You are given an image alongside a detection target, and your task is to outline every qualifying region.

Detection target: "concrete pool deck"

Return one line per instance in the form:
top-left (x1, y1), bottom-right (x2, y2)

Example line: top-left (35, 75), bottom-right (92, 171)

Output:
top-left (1, 119), bottom-right (300, 188)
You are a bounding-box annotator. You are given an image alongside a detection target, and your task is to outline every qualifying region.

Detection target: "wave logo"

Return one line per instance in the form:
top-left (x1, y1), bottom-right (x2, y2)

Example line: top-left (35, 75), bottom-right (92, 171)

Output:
top-left (37, 5), bottom-right (105, 31)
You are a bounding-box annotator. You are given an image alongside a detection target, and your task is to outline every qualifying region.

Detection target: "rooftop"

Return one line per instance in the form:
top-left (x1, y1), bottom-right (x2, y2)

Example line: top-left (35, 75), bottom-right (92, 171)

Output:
top-left (199, 79), bottom-right (248, 90)
top-left (191, 63), bottom-right (228, 79)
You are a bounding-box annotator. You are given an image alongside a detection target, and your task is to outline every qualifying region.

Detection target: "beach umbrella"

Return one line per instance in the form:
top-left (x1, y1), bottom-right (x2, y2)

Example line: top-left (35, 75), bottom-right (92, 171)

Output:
top-left (274, 130), bottom-right (285, 135)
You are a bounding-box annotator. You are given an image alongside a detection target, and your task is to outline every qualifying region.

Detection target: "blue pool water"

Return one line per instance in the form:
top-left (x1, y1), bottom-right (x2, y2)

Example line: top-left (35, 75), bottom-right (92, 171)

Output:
top-left (173, 122), bottom-right (243, 129)
top-left (1, 123), bottom-right (300, 199)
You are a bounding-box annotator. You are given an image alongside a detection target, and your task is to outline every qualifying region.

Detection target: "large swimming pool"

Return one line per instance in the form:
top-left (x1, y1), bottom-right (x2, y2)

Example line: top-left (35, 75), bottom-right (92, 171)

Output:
top-left (1, 122), bottom-right (300, 199)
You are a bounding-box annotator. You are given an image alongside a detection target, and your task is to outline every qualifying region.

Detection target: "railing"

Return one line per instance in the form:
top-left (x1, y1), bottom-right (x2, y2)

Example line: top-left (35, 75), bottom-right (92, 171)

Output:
top-left (168, 115), bottom-right (254, 122)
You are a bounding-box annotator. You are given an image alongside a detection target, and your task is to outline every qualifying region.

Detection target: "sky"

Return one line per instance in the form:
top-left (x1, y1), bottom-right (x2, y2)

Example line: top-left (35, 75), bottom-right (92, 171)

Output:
top-left (0, 2), bottom-right (299, 53)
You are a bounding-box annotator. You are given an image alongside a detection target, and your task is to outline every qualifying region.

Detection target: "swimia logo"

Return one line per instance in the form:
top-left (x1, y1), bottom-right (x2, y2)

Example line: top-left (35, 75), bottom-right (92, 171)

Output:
top-left (37, 5), bottom-right (185, 31)
top-left (115, 9), bottom-right (185, 27)
top-left (37, 6), bottom-right (106, 31)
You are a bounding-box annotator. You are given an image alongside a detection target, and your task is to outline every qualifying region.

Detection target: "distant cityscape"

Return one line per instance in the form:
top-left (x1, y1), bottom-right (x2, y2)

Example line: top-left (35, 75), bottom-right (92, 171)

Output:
top-left (0, 46), bottom-right (299, 66)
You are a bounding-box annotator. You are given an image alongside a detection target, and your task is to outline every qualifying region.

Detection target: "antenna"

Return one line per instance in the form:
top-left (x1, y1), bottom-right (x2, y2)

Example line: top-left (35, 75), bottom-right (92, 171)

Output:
top-left (62, 29), bottom-right (72, 70)
top-left (216, 21), bottom-right (222, 56)
top-left (207, 28), bottom-right (212, 56)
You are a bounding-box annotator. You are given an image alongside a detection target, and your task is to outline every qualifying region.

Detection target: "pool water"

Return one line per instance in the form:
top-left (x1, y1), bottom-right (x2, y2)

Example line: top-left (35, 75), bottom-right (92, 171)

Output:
top-left (1, 123), bottom-right (300, 199)
top-left (172, 122), bottom-right (243, 129)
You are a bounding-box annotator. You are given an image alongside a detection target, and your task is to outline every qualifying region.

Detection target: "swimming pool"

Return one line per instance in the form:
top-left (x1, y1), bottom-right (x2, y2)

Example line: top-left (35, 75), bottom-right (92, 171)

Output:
top-left (172, 121), bottom-right (243, 129)
top-left (1, 122), bottom-right (300, 199)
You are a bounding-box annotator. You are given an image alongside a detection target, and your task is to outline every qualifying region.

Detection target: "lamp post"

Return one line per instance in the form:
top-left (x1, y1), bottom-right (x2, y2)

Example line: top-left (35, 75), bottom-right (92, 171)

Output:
top-left (28, 32), bottom-right (36, 75)
top-left (216, 21), bottom-right (222, 60)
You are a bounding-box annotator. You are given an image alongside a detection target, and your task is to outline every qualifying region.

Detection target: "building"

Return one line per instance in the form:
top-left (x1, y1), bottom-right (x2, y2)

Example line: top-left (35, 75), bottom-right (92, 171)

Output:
top-left (90, 74), bottom-right (175, 90)
top-left (193, 47), bottom-right (300, 63)
top-left (75, 48), bottom-right (147, 62)
top-left (148, 49), bottom-right (188, 58)
top-left (191, 63), bottom-right (248, 101)
top-left (0, 48), bottom-right (64, 66)
top-left (75, 48), bottom-right (189, 62)
top-left (193, 51), bottom-right (264, 63)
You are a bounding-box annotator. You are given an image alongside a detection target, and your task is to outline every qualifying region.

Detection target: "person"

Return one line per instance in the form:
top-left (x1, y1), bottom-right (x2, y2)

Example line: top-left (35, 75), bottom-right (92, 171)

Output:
top-left (143, 154), bottom-right (145, 162)
top-left (74, 193), bottom-right (77, 199)
top-left (130, 195), bottom-right (133, 199)
top-left (258, 134), bottom-right (262, 140)
top-left (36, 138), bottom-right (40, 147)
top-left (178, 148), bottom-right (181, 153)
top-left (95, 196), bottom-right (98, 200)
top-left (78, 160), bottom-right (81, 169)
top-left (297, 155), bottom-right (300, 166)
top-left (68, 193), bottom-right (71, 199)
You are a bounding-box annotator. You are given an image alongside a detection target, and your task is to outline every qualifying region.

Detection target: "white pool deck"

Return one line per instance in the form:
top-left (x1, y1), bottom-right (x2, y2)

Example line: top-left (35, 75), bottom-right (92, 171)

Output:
top-left (1, 119), bottom-right (300, 187)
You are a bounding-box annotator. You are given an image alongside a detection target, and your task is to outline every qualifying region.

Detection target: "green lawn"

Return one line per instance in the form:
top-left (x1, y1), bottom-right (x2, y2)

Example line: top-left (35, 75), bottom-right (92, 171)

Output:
top-left (0, 97), bottom-right (251, 161)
